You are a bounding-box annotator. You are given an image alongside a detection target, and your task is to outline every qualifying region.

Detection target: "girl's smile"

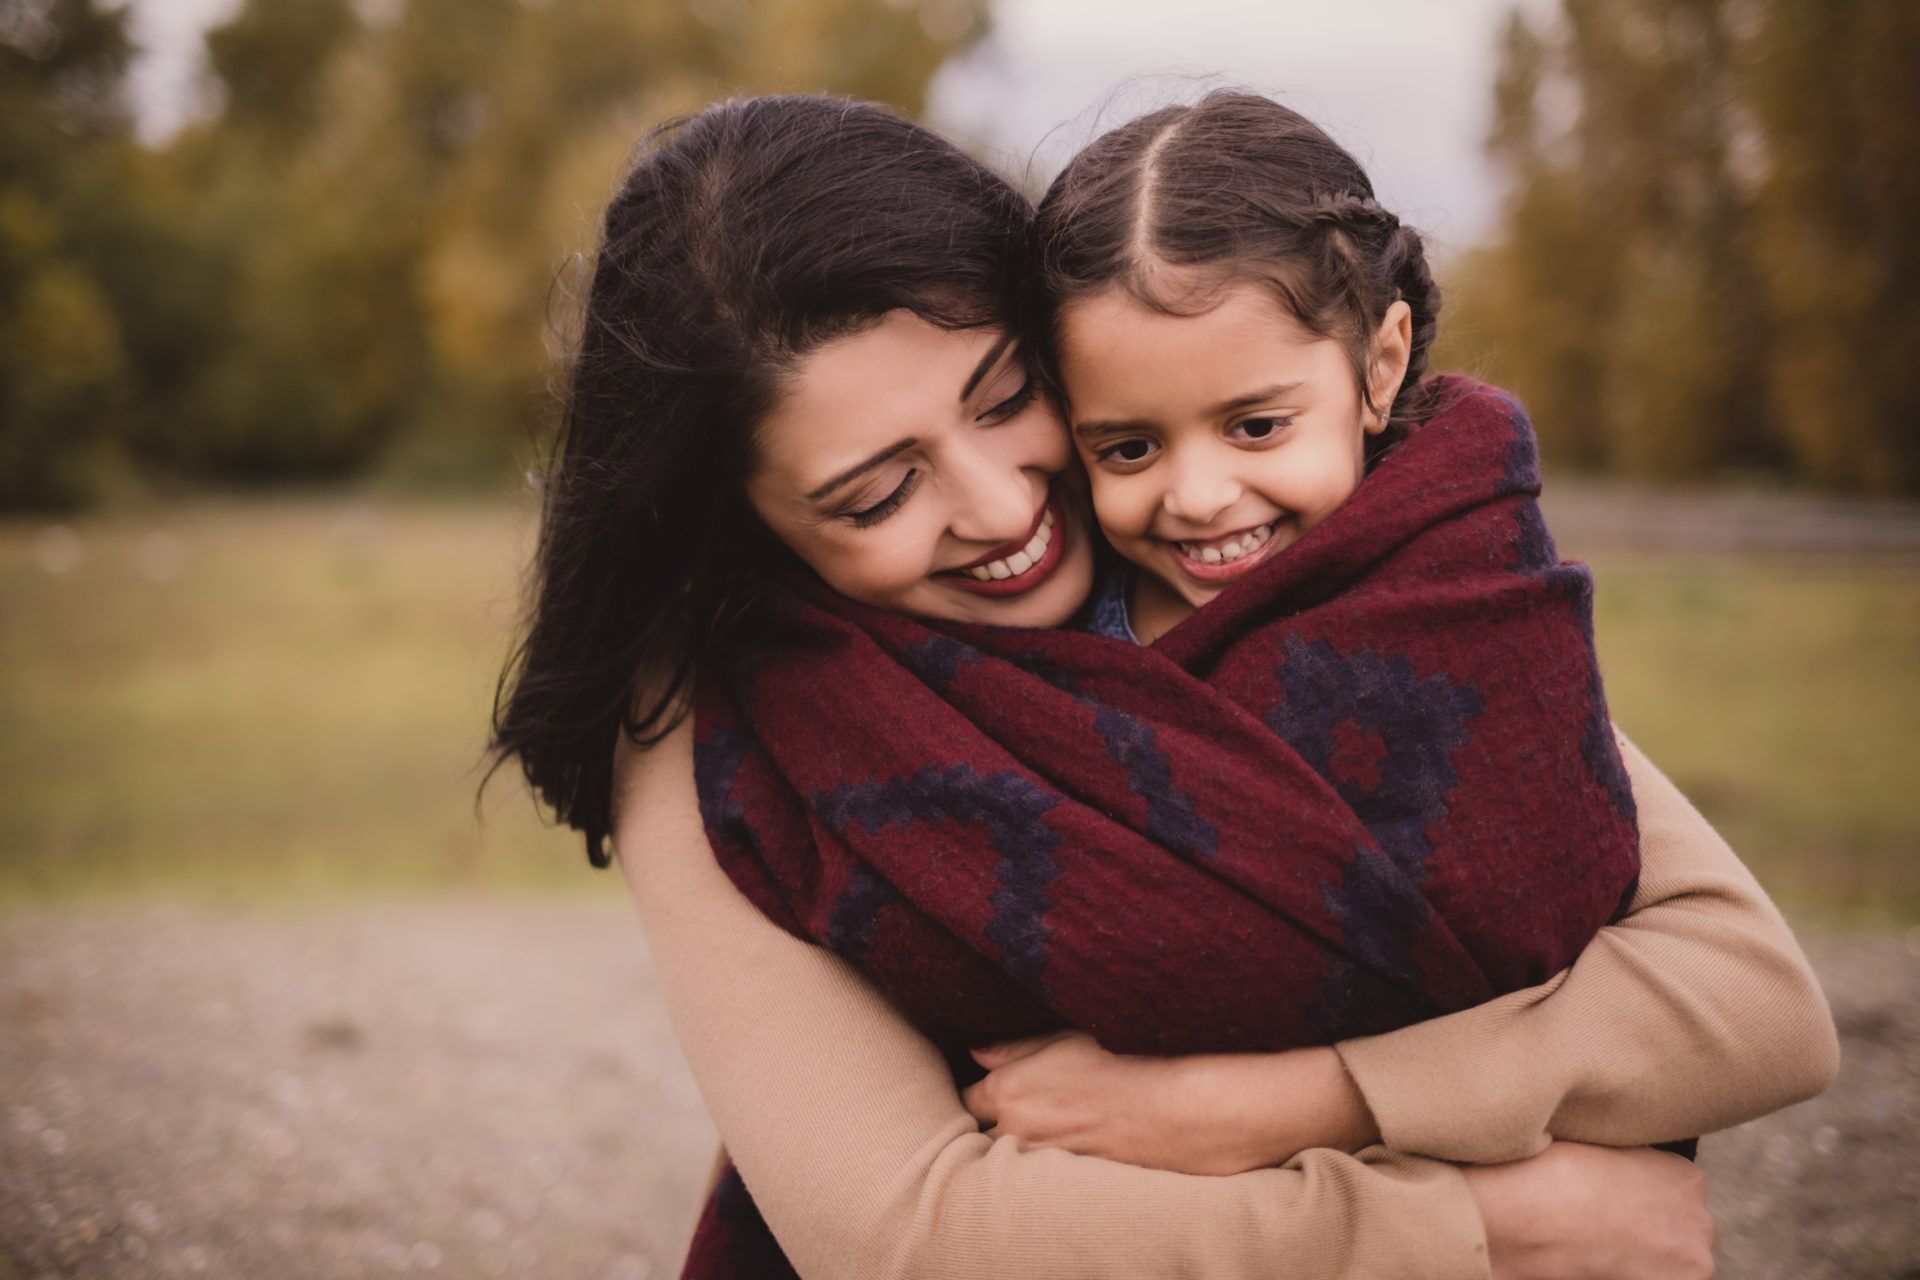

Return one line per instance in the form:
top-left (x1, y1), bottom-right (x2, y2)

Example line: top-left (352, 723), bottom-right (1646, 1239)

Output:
top-left (1165, 517), bottom-right (1286, 584)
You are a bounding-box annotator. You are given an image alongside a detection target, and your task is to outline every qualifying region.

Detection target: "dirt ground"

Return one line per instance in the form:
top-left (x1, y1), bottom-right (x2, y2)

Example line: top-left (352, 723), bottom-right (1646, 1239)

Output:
top-left (2, 898), bottom-right (1914, 1280)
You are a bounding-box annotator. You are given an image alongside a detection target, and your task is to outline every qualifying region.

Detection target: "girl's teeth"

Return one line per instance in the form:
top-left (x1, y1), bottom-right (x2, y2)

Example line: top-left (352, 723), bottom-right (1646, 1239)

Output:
top-left (987, 561), bottom-right (1012, 580)
top-left (969, 566), bottom-right (992, 581)
top-left (1182, 522), bottom-right (1275, 563)
top-left (1007, 551), bottom-right (1034, 575)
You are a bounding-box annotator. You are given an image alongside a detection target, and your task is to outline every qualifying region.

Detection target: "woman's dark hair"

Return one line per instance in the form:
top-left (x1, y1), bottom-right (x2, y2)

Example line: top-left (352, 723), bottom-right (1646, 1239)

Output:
top-left (489, 94), bottom-right (1033, 868)
top-left (1026, 90), bottom-right (1443, 435)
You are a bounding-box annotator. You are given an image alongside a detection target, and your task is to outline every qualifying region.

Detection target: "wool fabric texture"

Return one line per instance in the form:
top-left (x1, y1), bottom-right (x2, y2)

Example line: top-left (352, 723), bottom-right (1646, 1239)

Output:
top-left (679, 375), bottom-right (1639, 1278)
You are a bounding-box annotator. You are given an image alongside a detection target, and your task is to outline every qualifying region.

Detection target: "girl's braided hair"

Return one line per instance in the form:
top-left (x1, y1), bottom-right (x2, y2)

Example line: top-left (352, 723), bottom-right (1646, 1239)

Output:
top-left (1027, 90), bottom-right (1444, 435)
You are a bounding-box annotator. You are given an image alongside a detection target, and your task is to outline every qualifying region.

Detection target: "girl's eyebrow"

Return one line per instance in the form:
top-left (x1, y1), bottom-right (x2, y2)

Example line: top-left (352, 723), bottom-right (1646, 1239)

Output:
top-left (1074, 382), bottom-right (1306, 438)
top-left (805, 437), bottom-right (918, 502)
top-left (1073, 417), bottom-right (1151, 438)
top-left (1211, 382), bottom-right (1304, 415)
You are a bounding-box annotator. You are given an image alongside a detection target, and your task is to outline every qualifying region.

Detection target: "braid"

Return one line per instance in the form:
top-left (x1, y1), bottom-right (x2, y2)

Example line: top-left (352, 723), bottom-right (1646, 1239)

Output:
top-left (1385, 223), bottom-right (1442, 424)
top-left (1304, 191), bottom-right (1442, 425)
top-left (1306, 192), bottom-right (1396, 232)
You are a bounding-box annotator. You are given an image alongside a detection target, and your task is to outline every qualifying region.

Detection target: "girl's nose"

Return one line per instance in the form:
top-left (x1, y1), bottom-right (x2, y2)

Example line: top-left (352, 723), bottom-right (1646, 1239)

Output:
top-left (1160, 452), bottom-right (1242, 528)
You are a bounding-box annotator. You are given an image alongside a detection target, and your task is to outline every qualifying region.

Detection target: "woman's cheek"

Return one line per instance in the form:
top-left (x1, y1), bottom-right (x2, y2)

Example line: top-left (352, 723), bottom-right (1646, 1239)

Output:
top-left (1019, 400), bottom-right (1075, 471)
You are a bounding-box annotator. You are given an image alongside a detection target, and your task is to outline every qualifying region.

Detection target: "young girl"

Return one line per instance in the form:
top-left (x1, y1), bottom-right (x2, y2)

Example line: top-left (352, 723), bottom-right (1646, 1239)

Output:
top-left (1037, 89), bottom-right (1453, 647)
top-left (952, 90), bottom-right (1729, 1175)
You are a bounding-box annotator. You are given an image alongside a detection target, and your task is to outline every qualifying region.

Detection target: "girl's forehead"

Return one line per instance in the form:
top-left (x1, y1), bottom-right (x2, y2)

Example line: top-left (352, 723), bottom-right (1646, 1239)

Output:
top-left (1057, 284), bottom-right (1329, 404)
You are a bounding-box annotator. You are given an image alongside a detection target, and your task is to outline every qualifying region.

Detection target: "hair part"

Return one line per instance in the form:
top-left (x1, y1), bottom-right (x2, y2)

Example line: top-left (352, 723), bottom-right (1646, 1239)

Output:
top-left (1027, 90), bottom-right (1444, 435)
top-left (487, 94), bottom-right (1033, 868)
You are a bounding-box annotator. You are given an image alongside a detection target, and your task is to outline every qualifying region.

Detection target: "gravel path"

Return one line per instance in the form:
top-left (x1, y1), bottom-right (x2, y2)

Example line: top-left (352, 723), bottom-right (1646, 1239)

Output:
top-left (2, 899), bottom-right (1914, 1279)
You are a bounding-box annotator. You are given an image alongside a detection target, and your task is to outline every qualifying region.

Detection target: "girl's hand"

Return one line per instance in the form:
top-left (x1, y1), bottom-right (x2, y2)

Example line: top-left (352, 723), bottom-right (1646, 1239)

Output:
top-left (960, 1031), bottom-right (1380, 1175)
top-left (1464, 1142), bottom-right (1715, 1279)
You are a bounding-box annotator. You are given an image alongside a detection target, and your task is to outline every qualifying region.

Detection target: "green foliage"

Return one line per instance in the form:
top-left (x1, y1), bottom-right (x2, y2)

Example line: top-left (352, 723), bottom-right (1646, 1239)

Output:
top-left (1, 0), bottom-right (135, 508)
top-left (0, 0), bottom-right (986, 509)
top-left (1453, 0), bottom-right (1920, 495)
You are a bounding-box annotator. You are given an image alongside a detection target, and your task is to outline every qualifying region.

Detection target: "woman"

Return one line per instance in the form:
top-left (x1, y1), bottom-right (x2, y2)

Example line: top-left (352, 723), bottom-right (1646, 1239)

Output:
top-left (491, 94), bottom-right (1836, 1279)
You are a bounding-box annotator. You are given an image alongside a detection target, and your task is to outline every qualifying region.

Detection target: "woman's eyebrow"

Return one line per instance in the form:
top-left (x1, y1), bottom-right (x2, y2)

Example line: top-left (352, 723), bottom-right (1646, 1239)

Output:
top-left (805, 437), bottom-right (918, 502)
top-left (960, 334), bottom-right (1017, 402)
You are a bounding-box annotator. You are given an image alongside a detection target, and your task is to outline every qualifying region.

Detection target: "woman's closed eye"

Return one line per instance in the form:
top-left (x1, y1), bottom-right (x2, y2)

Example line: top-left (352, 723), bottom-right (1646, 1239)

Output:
top-left (844, 468), bottom-right (920, 528)
top-left (976, 375), bottom-right (1038, 425)
top-left (1229, 415), bottom-right (1293, 443)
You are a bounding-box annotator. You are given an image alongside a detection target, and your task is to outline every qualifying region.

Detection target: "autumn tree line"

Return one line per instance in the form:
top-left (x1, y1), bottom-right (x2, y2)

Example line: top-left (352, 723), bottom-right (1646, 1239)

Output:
top-left (3, 0), bottom-right (1916, 510)
top-left (1443, 0), bottom-right (1919, 495)
top-left (1, 0), bottom-right (978, 508)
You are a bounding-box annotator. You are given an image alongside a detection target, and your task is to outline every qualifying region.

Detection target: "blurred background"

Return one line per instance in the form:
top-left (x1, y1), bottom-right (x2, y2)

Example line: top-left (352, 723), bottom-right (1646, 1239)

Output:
top-left (2, 0), bottom-right (1915, 1276)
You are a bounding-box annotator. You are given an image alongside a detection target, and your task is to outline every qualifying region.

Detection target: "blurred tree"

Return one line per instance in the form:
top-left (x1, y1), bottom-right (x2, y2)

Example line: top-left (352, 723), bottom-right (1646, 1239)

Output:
top-left (1457, 0), bottom-right (1919, 494)
top-left (1, 0), bottom-right (987, 506)
top-left (1, 0), bottom-right (154, 507)
top-left (174, 0), bottom-right (989, 486)
top-left (1744, 0), bottom-right (1920, 494)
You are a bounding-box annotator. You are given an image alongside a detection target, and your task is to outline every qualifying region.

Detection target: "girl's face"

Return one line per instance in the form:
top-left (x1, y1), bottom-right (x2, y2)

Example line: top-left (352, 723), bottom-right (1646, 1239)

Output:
top-left (747, 311), bottom-right (1097, 628)
top-left (1057, 280), bottom-right (1410, 616)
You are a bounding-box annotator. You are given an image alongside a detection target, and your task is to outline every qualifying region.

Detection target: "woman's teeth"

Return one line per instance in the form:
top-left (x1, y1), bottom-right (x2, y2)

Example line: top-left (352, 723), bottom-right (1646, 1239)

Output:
top-left (1179, 522), bottom-right (1274, 564)
top-left (967, 508), bottom-right (1054, 581)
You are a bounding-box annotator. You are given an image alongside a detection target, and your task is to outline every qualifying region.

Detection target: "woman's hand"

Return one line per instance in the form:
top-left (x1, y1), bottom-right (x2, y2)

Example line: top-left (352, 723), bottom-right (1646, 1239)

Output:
top-left (961, 1031), bottom-right (1380, 1175)
top-left (1464, 1142), bottom-right (1715, 1280)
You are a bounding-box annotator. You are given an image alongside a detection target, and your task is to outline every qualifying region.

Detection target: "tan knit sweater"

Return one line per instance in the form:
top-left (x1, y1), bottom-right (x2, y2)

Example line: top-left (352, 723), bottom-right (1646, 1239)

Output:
top-left (615, 725), bottom-right (1837, 1279)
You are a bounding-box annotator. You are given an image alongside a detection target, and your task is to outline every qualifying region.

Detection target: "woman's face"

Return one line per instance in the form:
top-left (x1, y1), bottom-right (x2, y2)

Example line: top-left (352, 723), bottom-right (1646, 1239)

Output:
top-left (747, 311), bottom-right (1097, 628)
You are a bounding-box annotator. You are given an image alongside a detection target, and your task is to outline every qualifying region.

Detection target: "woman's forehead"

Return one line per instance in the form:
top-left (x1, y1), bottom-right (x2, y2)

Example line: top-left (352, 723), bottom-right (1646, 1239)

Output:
top-left (756, 314), bottom-right (1008, 483)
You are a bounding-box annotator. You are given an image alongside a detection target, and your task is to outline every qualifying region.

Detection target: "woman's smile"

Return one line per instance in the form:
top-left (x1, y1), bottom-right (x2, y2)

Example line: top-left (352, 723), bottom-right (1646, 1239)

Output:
top-left (941, 488), bottom-right (1070, 597)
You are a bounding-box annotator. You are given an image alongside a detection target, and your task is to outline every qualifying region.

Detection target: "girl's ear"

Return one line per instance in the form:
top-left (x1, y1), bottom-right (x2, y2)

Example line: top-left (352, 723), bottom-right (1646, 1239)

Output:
top-left (1365, 300), bottom-right (1414, 435)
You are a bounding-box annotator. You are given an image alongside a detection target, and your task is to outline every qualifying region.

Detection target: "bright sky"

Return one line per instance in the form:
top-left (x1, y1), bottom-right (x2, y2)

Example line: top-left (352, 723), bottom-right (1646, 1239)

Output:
top-left (127, 0), bottom-right (1552, 246)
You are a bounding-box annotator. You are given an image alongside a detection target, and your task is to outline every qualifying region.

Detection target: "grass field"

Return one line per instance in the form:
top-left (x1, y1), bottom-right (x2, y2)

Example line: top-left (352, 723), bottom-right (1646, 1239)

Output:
top-left (0, 497), bottom-right (586, 901)
top-left (2, 495), bottom-right (1916, 919)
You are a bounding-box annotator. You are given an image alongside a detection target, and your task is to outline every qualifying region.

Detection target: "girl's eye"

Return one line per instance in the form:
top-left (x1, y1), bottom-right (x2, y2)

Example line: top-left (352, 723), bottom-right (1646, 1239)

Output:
top-left (977, 376), bottom-right (1038, 425)
top-left (1094, 438), bottom-right (1159, 468)
top-left (1230, 416), bottom-right (1293, 442)
top-left (845, 468), bottom-right (920, 529)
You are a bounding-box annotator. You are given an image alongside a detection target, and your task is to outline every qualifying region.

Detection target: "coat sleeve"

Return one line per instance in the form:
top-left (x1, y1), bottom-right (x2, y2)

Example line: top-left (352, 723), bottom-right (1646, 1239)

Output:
top-left (615, 716), bottom-right (1492, 1280)
top-left (1333, 727), bottom-right (1839, 1164)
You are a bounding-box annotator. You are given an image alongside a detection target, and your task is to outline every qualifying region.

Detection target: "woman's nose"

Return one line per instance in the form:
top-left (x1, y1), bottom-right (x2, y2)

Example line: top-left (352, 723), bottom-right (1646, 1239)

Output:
top-left (945, 445), bottom-right (1039, 546)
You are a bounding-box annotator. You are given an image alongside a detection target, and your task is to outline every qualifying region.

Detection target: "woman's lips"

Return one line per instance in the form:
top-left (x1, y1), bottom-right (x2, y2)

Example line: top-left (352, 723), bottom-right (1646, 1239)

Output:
top-left (1164, 518), bottom-right (1286, 585)
top-left (950, 498), bottom-right (1050, 571)
top-left (942, 492), bottom-right (1069, 598)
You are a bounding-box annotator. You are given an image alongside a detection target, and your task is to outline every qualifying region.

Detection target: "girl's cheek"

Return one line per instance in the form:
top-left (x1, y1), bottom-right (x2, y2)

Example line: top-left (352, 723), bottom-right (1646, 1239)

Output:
top-left (1088, 473), bottom-right (1150, 542)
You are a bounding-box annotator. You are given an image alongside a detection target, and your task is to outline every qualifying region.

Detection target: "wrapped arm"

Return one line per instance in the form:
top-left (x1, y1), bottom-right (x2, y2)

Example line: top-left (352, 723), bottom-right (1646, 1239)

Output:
top-left (1333, 728), bottom-right (1840, 1164)
top-left (615, 716), bottom-right (1491, 1280)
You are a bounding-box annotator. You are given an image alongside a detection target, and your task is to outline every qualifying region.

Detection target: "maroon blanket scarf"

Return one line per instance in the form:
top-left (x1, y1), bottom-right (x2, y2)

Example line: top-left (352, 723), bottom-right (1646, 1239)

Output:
top-left (679, 375), bottom-right (1640, 1276)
